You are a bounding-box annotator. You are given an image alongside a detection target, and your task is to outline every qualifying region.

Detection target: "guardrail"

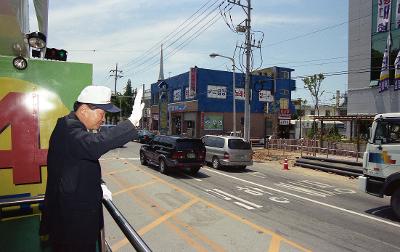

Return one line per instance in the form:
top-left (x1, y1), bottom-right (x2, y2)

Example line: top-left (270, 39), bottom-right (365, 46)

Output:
top-left (251, 138), bottom-right (364, 162)
top-left (0, 195), bottom-right (152, 252)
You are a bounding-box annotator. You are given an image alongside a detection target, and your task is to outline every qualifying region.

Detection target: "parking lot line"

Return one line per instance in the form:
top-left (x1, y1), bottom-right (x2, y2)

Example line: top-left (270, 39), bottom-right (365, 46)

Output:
top-left (106, 166), bottom-right (218, 252)
top-left (130, 162), bottom-right (311, 252)
top-left (112, 180), bottom-right (157, 196)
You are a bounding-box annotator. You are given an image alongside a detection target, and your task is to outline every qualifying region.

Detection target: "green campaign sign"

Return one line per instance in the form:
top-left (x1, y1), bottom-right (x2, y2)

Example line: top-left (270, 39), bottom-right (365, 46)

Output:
top-left (204, 115), bottom-right (223, 130)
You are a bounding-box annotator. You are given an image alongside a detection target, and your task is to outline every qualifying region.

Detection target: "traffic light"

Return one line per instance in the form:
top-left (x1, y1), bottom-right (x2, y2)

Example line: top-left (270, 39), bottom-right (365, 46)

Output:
top-left (44, 48), bottom-right (67, 61)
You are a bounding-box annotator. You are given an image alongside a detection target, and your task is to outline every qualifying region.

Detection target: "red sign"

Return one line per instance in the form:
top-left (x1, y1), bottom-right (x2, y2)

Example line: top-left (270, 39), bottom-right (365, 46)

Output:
top-left (189, 67), bottom-right (197, 95)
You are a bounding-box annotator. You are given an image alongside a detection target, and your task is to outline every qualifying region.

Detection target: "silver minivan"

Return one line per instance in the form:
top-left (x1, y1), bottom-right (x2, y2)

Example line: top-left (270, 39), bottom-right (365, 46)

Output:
top-left (201, 135), bottom-right (253, 170)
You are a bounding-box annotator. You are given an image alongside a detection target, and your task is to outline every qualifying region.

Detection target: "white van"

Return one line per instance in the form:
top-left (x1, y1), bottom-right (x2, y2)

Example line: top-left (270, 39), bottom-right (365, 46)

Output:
top-left (201, 135), bottom-right (253, 170)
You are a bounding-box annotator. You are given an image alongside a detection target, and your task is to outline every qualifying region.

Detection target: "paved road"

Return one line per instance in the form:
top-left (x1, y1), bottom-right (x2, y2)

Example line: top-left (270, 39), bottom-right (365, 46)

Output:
top-left (100, 142), bottom-right (400, 252)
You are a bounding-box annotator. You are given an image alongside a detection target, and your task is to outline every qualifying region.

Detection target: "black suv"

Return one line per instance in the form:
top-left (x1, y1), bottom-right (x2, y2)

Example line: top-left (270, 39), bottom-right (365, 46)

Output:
top-left (139, 135), bottom-right (206, 175)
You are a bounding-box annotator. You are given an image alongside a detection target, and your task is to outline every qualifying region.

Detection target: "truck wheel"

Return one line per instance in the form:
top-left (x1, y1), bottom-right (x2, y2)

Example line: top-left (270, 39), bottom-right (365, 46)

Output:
top-left (391, 188), bottom-right (400, 219)
top-left (159, 159), bottom-right (168, 174)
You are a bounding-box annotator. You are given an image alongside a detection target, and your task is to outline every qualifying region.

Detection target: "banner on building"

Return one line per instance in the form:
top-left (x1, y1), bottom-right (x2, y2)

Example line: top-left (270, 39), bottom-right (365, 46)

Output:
top-left (379, 32), bottom-right (391, 93)
top-left (377, 0), bottom-right (392, 32)
top-left (396, 0), bottom-right (400, 28)
top-left (173, 89), bottom-right (181, 101)
top-left (204, 115), bottom-right (223, 130)
top-left (207, 85), bottom-right (227, 99)
top-left (395, 50), bottom-right (400, 90)
top-left (234, 88), bottom-right (252, 100)
top-left (185, 87), bottom-right (195, 100)
top-left (259, 90), bottom-right (274, 102)
top-left (189, 67), bottom-right (197, 96)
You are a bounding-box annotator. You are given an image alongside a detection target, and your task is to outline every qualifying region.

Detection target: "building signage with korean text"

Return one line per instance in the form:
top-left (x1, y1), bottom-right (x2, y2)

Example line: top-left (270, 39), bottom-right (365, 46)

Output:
top-left (259, 90), bottom-right (273, 102)
top-left (168, 103), bottom-right (187, 112)
top-left (377, 0), bottom-right (391, 32)
top-left (234, 88), bottom-right (252, 100)
top-left (185, 87), bottom-right (195, 99)
top-left (173, 89), bottom-right (181, 101)
top-left (189, 67), bottom-right (197, 96)
top-left (207, 85), bottom-right (227, 99)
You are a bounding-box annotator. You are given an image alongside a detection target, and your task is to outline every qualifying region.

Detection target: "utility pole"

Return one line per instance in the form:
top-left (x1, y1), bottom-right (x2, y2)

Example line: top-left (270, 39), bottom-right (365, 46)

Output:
top-left (109, 63), bottom-right (123, 96)
top-left (298, 98), bottom-right (302, 139)
top-left (244, 0), bottom-right (251, 141)
top-left (228, 0), bottom-right (259, 141)
top-left (142, 84), bottom-right (145, 129)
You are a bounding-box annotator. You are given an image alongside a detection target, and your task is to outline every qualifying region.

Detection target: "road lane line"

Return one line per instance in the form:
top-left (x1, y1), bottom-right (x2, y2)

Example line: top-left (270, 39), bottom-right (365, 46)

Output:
top-left (234, 202), bottom-right (255, 210)
top-left (206, 189), bottom-right (232, 200)
top-left (183, 174), bottom-right (202, 181)
top-left (112, 180), bottom-right (157, 196)
top-left (213, 189), bottom-right (262, 208)
top-left (275, 182), bottom-right (330, 197)
top-left (204, 168), bottom-right (400, 228)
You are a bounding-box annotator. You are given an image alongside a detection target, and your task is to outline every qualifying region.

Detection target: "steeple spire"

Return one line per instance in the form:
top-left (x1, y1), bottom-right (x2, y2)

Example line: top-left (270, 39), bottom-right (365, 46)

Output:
top-left (158, 44), bottom-right (165, 81)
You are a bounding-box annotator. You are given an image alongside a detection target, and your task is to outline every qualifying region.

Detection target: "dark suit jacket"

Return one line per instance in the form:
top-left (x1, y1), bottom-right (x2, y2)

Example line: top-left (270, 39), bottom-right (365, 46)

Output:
top-left (41, 112), bottom-right (137, 244)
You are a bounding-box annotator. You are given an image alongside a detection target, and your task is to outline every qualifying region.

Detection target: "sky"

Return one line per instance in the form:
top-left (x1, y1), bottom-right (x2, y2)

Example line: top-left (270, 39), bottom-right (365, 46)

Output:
top-left (30, 0), bottom-right (348, 105)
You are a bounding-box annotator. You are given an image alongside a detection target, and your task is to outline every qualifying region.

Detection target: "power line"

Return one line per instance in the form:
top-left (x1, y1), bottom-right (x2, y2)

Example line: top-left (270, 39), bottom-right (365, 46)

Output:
top-left (123, 3), bottom-right (228, 77)
top-left (122, 0), bottom-right (224, 70)
top-left (264, 13), bottom-right (372, 48)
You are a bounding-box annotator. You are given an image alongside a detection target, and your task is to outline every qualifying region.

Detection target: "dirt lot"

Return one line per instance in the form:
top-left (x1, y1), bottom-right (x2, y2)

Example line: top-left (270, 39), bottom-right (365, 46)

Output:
top-left (253, 148), bottom-right (301, 167)
top-left (253, 148), bottom-right (359, 184)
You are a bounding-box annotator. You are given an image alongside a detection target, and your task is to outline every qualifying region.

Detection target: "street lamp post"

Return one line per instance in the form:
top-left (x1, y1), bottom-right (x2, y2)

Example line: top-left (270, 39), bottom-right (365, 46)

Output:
top-left (210, 53), bottom-right (236, 136)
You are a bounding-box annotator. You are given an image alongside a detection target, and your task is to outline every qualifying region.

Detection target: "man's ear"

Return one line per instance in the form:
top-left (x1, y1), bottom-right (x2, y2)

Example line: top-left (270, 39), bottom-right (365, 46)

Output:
top-left (77, 104), bottom-right (89, 116)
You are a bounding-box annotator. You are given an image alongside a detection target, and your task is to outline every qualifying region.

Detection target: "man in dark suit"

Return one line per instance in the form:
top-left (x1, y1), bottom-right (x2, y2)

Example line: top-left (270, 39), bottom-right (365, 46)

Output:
top-left (40, 85), bottom-right (143, 251)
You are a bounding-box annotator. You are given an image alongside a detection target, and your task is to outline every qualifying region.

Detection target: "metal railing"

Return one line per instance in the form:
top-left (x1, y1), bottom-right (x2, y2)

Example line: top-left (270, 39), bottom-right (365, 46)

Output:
top-left (251, 138), bottom-right (364, 163)
top-left (0, 195), bottom-right (152, 252)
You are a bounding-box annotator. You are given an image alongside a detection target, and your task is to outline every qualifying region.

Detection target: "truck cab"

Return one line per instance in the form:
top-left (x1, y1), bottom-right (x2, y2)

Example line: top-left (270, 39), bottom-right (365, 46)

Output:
top-left (359, 113), bottom-right (400, 218)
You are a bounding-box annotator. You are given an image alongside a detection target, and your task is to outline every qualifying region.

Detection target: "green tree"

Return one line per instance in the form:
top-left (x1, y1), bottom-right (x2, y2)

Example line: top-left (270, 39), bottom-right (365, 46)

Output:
top-left (122, 79), bottom-right (134, 117)
top-left (302, 74), bottom-right (325, 138)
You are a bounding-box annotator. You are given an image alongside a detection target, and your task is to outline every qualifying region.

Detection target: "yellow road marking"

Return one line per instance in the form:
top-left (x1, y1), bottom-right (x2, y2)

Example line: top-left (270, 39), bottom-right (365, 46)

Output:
top-left (112, 180), bottom-right (156, 196)
top-left (112, 199), bottom-right (199, 251)
top-left (109, 172), bottom-right (226, 252)
top-left (267, 235), bottom-right (281, 252)
top-left (112, 160), bottom-right (311, 252)
top-left (138, 198), bottom-right (198, 235)
top-left (105, 168), bottom-right (131, 175)
top-left (107, 171), bottom-right (211, 252)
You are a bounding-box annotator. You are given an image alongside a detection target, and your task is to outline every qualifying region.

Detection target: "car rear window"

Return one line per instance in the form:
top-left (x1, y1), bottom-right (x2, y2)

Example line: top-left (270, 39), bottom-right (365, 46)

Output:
top-left (176, 139), bottom-right (204, 150)
top-left (228, 139), bottom-right (251, 149)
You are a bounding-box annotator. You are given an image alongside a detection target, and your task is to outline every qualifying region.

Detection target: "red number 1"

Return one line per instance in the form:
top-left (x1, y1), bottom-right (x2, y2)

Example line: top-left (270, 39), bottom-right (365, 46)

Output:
top-left (0, 92), bottom-right (48, 184)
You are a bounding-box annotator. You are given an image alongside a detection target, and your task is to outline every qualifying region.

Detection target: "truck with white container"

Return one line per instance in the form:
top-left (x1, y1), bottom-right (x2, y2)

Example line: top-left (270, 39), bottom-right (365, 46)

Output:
top-left (359, 113), bottom-right (400, 218)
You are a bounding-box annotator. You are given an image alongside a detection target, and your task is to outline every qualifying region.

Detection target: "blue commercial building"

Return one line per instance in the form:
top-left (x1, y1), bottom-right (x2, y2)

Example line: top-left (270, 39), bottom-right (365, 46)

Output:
top-left (150, 66), bottom-right (296, 138)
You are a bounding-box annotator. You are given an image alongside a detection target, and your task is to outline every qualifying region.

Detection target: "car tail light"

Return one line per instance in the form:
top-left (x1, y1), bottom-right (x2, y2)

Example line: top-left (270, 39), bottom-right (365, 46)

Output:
top-left (223, 152), bottom-right (230, 160)
top-left (172, 151), bottom-right (185, 159)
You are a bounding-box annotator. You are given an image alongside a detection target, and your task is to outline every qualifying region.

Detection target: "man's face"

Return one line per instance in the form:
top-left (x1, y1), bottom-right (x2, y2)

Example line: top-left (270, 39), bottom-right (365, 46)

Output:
top-left (77, 104), bottom-right (105, 130)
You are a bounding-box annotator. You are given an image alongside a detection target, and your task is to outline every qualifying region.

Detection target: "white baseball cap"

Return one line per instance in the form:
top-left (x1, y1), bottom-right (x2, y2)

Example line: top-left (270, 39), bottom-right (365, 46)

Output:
top-left (77, 86), bottom-right (120, 113)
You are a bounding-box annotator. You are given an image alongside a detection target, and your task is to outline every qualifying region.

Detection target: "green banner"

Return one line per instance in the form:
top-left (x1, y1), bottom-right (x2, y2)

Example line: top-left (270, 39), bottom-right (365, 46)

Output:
top-left (204, 115), bottom-right (223, 130)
